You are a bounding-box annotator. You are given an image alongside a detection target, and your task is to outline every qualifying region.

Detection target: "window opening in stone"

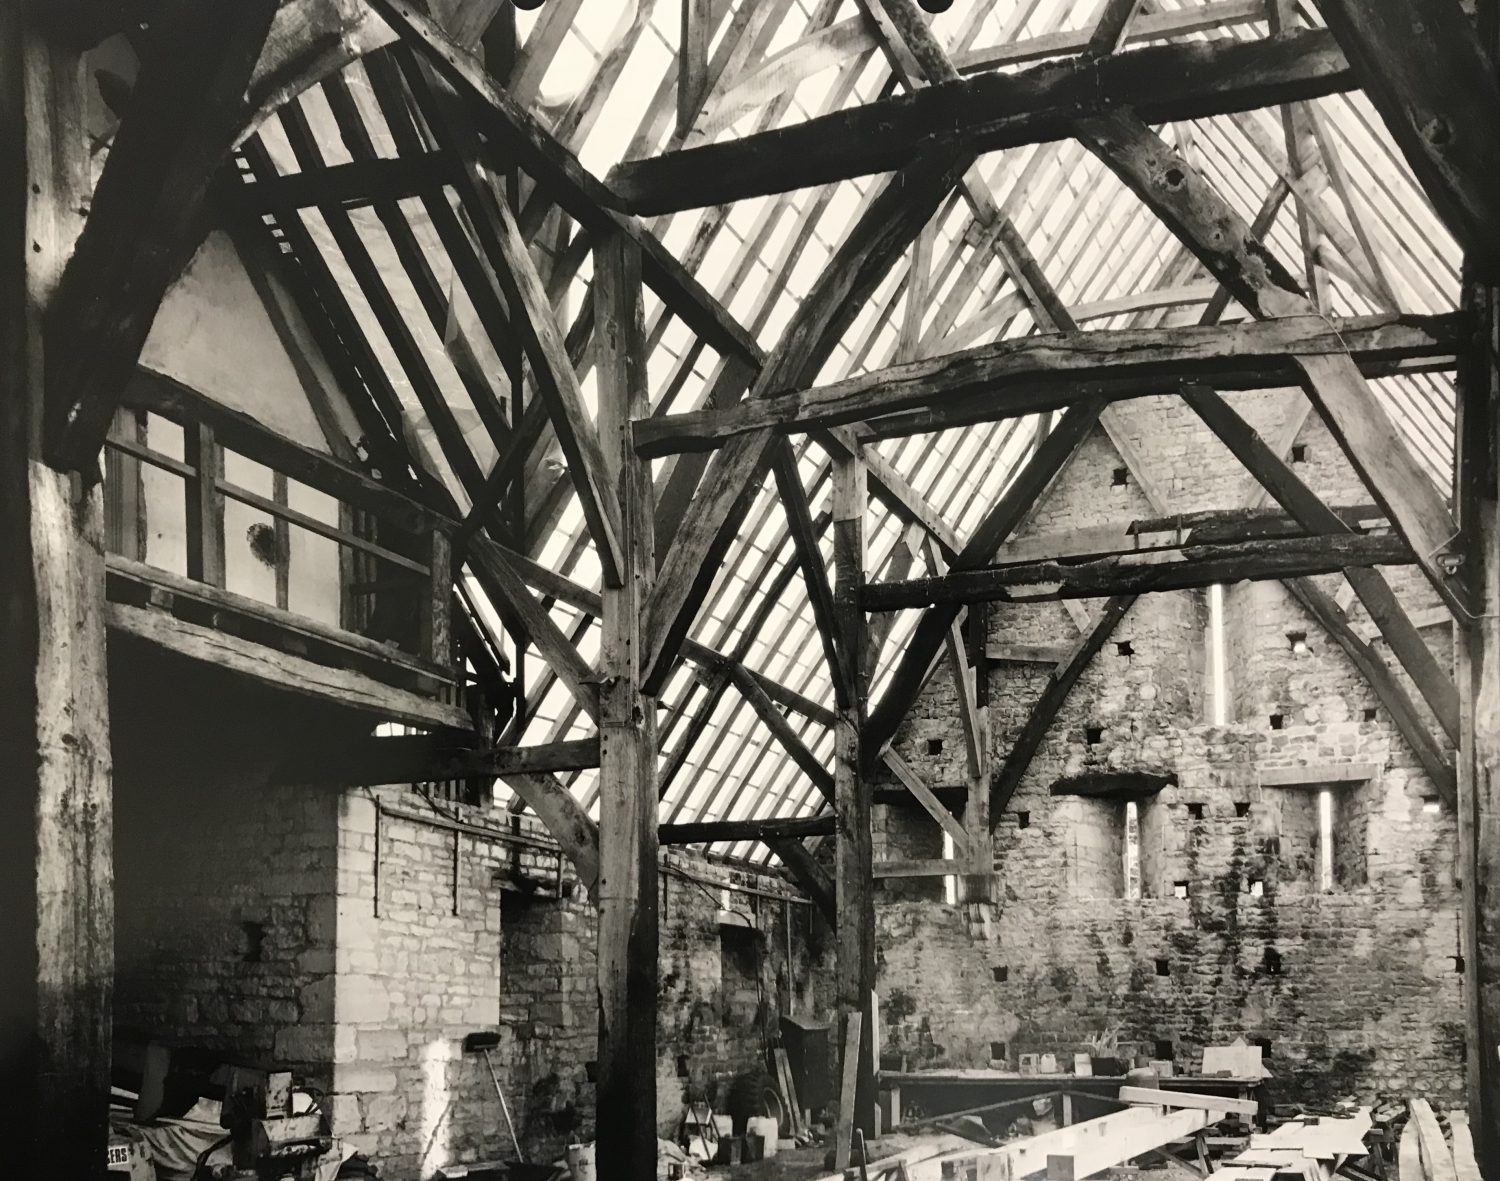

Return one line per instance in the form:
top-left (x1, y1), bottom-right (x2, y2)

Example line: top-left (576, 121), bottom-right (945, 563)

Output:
top-left (719, 925), bottom-right (760, 1028)
top-left (1124, 801), bottom-right (1141, 899)
top-left (1112, 467), bottom-right (1129, 487)
top-left (1363, 707), bottom-right (1378, 722)
top-left (1154, 958), bottom-right (1170, 977)
top-left (1453, 955), bottom-right (1465, 973)
top-left (926, 738), bottom-right (943, 755)
top-left (1423, 797), bottom-right (1442, 815)
top-left (1286, 630), bottom-right (1308, 654)
top-left (1269, 713), bottom-right (1284, 730)
top-left (1064, 797), bottom-right (1132, 897)
top-left (1291, 444), bottom-right (1307, 462)
top-left (1154, 1040), bottom-right (1174, 1060)
top-left (992, 965), bottom-right (1008, 982)
top-left (942, 830), bottom-right (957, 905)
top-left (1116, 640), bottom-right (1134, 656)
top-left (1208, 583), bottom-right (1228, 724)
top-left (1248, 878), bottom-right (1264, 897)
top-left (1086, 725), bottom-right (1104, 745)
top-left (990, 1041), bottom-right (1008, 1063)
top-left (1173, 881), bottom-right (1190, 899)
top-left (1318, 788), bottom-right (1334, 893)
top-left (1235, 801), bottom-right (1251, 818)
top-left (1186, 802), bottom-right (1204, 820)
top-left (1263, 947), bottom-right (1283, 975)
top-left (1017, 811), bottom-right (1030, 829)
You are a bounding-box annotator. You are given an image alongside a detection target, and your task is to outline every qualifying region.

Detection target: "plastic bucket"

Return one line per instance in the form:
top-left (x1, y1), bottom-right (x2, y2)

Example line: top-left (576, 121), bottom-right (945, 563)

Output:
top-left (747, 1116), bottom-right (779, 1158)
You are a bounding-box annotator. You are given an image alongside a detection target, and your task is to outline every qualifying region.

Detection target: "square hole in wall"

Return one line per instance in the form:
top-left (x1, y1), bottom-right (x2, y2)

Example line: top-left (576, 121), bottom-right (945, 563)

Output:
top-left (1235, 801), bottom-right (1252, 818)
top-left (1291, 444), bottom-right (1307, 463)
top-left (1423, 797), bottom-right (1442, 815)
top-left (992, 965), bottom-right (1009, 982)
top-left (1248, 879), bottom-right (1265, 897)
top-left (1363, 707), bottom-right (1378, 722)
top-left (1112, 467), bottom-right (1129, 487)
top-left (990, 1041), bottom-right (1008, 1062)
top-left (1172, 881), bottom-right (1190, 899)
top-left (1154, 958), bottom-right (1170, 977)
top-left (1286, 630), bottom-right (1308, 654)
top-left (676, 1055), bottom-right (690, 1077)
top-left (239, 921), bottom-right (265, 964)
top-left (1453, 955), bottom-right (1465, 973)
top-left (1263, 947), bottom-right (1283, 976)
top-left (1186, 802), bottom-right (1205, 820)
top-left (1016, 811), bottom-right (1030, 829)
top-left (1086, 725), bottom-right (1105, 745)
top-left (926, 738), bottom-right (944, 756)
top-left (1116, 640), bottom-right (1134, 657)
top-left (1269, 714), bottom-right (1284, 731)
top-left (1154, 1040), bottom-right (1174, 1060)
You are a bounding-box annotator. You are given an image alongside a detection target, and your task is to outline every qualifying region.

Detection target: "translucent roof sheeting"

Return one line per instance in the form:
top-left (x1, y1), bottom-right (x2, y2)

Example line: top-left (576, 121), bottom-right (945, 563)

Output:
top-left (236, 0), bottom-right (1460, 867)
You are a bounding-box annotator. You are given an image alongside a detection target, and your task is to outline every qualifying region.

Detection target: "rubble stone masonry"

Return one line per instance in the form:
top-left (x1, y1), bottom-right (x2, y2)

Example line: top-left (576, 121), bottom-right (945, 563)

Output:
top-left (875, 390), bottom-right (1463, 1105)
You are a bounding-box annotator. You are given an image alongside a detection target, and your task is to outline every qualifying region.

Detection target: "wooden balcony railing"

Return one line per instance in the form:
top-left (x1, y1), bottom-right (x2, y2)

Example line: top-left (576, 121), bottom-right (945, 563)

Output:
top-left (103, 371), bottom-right (466, 724)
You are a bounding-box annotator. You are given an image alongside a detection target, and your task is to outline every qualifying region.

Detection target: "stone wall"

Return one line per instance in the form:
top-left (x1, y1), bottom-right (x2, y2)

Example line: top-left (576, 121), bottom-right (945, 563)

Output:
top-left (325, 786), bottom-right (833, 1177)
top-left (118, 752), bottom-right (834, 1180)
top-left (112, 650), bottom-right (351, 1093)
top-left (874, 392), bottom-right (1465, 1106)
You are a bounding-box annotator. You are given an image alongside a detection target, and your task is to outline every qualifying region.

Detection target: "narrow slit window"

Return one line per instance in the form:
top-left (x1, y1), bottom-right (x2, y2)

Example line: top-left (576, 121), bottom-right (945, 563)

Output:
top-left (1124, 801), bottom-right (1141, 899)
top-left (1318, 789), bottom-right (1334, 892)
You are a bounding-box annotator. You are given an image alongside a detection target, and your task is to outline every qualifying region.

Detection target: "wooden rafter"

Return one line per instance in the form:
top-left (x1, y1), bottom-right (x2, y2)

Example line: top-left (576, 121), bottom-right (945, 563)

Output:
top-left (1182, 383), bottom-right (1460, 744)
top-left (632, 314), bottom-right (1458, 455)
top-left (1285, 579), bottom-right (1455, 802)
top-left (44, 0), bottom-right (280, 472)
top-left (991, 596), bottom-right (1137, 820)
top-left (1074, 109), bottom-right (1468, 619)
top-left (276, 735), bottom-right (601, 785)
top-left (865, 534), bottom-right (1412, 610)
top-left (773, 443), bottom-right (853, 708)
top-left (504, 771), bottom-right (601, 896)
top-left (726, 663), bottom-right (835, 805)
top-left (606, 29), bottom-right (1352, 214)
top-left (864, 399), bottom-right (1106, 755)
top-left (1312, 0), bottom-right (1500, 279)
top-left (639, 146), bottom-right (970, 695)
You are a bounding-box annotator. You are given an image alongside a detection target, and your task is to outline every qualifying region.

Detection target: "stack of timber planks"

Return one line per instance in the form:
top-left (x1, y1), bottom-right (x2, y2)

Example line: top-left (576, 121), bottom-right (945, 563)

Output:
top-left (1398, 1100), bottom-right (1481, 1181)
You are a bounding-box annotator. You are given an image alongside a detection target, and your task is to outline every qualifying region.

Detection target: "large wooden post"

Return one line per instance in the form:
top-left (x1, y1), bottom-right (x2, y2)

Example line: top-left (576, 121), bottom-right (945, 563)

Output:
top-left (0, 15), bottom-right (113, 1178)
top-left (832, 447), bottom-right (876, 1146)
top-left (593, 227), bottom-right (659, 1179)
top-left (1457, 277), bottom-right (1500, 1176)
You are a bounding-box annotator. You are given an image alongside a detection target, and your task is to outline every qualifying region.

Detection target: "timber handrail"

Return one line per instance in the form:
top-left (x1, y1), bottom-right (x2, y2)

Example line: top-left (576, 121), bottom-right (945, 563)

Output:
top-left (104, 369), bottom-right (457, 668)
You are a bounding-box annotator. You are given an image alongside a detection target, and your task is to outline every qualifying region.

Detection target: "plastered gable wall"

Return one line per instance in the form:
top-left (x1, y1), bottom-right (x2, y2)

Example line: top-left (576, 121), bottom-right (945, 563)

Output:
top-left (113, 233), bottom-right (364, 627)
top-left (875, 389), bottom-right (1463, 1103)
top-left (143, 231), bottom-right (354, 454)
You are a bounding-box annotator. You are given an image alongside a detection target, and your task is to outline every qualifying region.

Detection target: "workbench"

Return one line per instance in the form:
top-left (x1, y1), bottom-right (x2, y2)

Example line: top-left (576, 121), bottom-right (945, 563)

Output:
top-left (880, 1069), bottom-right (1264, 1129)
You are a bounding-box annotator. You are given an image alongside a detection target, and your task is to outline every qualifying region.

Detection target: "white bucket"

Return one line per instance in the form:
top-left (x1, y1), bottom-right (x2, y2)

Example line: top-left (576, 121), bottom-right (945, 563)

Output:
top-left (747, 1115), bottom-right (779, 1158)
top-left (565, 1142), bottom-right (596, 1181)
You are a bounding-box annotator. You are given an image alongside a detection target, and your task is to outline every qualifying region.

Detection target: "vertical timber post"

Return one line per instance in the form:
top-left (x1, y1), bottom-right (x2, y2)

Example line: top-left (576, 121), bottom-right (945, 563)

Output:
top-left (0, 14), bottom-right (113, 1178)
top-left (1458, 275), bottom-right (1500, 1176)
top-left (832, 446), bottom-right (876, 1143)
top-left (593, 227), bottom-right (659, 1180)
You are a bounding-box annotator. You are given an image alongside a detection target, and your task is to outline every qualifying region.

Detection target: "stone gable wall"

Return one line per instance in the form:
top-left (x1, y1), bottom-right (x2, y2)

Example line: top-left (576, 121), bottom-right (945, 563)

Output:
top-left (875, 390), bottom-right (1464, 1105)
